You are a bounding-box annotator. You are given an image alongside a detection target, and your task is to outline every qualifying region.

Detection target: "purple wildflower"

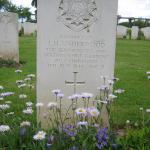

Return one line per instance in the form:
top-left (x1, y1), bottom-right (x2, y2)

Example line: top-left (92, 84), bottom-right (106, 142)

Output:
top-left (45, 135), bottom-right (54, 150)
top-left (81, 93), bottom-right (93, 99)
top-left (63, 124), bottom-right (77, 137)
top-left (51, 89), bottom-right (61, 95)
top-left (96, 128), bottom-right (109, 149)
top-left (57, 93), bottom-right (64, 99)
top-left (1, 92), bottom-right (14, 97)
top-left (47, 135), bottom-right (54, 144)
top-left (19, 127), bottom-right (27, 137)
top-left (69, 146), bottom-right (77, 150)
top-left (97, 85), bottom-right (109, 91)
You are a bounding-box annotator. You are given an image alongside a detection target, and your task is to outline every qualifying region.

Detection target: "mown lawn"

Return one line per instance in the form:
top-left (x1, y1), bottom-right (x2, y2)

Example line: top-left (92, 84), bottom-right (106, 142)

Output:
top-left (0, 37), bottom-right (36, 128)
top-left (114, 39), bottom-right (150, 124)
top-left (0, 37), bottom-right (150, 126)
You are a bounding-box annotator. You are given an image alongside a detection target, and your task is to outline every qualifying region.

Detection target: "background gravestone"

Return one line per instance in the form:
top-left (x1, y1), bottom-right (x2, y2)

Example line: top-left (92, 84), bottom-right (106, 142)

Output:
top-left (131, 26), bottom-right (139, 40)
top-left (0, 12), bottom-right (19, 62)
top-left (37, 0), bottom-right (118, 127)
top-left (23, 22), bottom-right (37, 35)
top-left (18, 22), bottom-right (23, 32)
top-left (141, 27), bottom-right (150, 40)
top-left (117, 25), bottom-right (128, 39)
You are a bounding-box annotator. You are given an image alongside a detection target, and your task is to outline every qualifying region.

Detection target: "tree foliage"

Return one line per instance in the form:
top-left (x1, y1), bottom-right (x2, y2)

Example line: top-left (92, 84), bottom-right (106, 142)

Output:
top-left (31, 0), bottom-right (37, 8)
top-left (119, 19), bottom-right (150, 28)
top-left (0, 0), bottom-right (33, 22)
top-left (31, 0), bottom-right (37, 22)
top-left (0, 0), bottom-right (10, 10)
top-left (17, 6), bottom-right (32, 22)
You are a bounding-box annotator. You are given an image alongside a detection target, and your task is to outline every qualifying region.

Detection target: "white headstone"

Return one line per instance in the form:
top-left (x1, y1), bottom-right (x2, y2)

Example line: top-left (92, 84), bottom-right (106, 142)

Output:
top-left (23, 22), bottom-right (37, 35)
top-left (141, 27), bottom-right (150, 40)
top-left (18, 22), bottom-right (23, 32)
top-left (131, 26), bottom-right (139, 40)
top-left (37, 0), bottom-right (118, 127)
top-left (117, 25), bottom-right (128, 38)
top-left (0, 12), bottom-right (19, 62)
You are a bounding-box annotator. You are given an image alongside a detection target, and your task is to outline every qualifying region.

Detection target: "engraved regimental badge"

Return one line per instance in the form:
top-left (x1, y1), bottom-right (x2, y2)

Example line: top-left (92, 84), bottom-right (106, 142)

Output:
top-left (57, 0), bottom-right (98, 32)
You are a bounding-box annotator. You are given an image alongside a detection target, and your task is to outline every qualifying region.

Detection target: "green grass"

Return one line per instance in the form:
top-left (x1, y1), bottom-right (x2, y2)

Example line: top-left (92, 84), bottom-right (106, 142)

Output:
top-left (0, 37), bottom-right (36, 128)
top-left (114, 39), bottom-right (150, 124)
top-left (0, 37), bottom-right (150, 126)
top-left (0, 36), bottom-right (36, 81)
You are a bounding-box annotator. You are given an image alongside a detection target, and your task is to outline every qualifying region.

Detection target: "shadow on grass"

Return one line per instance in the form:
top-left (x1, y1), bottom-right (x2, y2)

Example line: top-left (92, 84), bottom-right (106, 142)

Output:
top-left (0, 58), bottom-right (26, 68)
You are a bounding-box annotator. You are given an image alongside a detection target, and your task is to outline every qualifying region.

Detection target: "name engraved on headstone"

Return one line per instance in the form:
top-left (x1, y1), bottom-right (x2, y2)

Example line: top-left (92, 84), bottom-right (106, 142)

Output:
top-left (44, 35), bottom-right (107, 69)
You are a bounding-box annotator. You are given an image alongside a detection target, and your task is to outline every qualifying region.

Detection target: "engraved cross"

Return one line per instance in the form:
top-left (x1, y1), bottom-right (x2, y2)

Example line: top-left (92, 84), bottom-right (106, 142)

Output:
top-left (65, 72), bottom-right (85, 94)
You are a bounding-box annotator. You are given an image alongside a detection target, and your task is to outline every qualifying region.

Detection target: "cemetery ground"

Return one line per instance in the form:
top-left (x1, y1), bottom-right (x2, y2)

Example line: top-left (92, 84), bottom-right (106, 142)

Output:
top-left (0, 37), bottom-right (150, 149)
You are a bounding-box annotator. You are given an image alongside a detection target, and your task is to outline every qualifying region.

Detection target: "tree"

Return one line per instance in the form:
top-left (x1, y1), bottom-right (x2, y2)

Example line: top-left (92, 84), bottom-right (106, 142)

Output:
top-left (0, 0), bottom-right (10, 10)
top-left (5, 2), bottom-right (18, 13)
top-left (31, 0), bottom-right (37, 8)
top-left (17, 6), bottom-right (32, 22)
top-left (31, 0), bottom-right (37, 22)
top-left (0, 0), bottom-right (34, 22)
top-left (119, 19), bottom-right (150, 28)
top-left (0, 0), bottom-right (19, 14)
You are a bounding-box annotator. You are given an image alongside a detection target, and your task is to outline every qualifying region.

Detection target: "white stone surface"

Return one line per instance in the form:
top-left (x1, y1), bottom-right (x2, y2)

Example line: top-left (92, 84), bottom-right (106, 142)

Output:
top-left (117, 25), bottom-right (128, 38)
top-left (23, 22), bottom-right (37, 35)
top-left (131, 26), bottom-right (139, 40)
top-left (37, 0), bottom-right (118, 126)
top-left (0, 12), bottom-right (19, 62)
top-left (141, 27), bottom-right (150, 39)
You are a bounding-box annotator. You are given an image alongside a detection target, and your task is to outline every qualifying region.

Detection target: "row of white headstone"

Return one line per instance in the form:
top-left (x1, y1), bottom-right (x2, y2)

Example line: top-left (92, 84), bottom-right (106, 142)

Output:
top-left (18, 22), bottom-right (37, 35)
top-left (117, 25), bottom-right (150, 40)
top-left (18, 23), bottom-right (150, 39)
